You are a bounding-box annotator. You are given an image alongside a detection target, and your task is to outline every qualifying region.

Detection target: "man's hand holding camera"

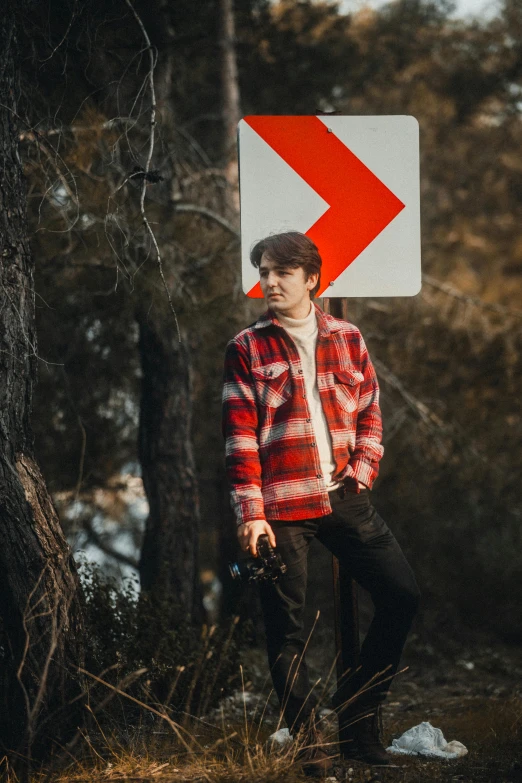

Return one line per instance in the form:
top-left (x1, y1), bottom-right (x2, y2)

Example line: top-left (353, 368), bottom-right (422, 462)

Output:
top-left (238, 519), bottom-right (276, 557)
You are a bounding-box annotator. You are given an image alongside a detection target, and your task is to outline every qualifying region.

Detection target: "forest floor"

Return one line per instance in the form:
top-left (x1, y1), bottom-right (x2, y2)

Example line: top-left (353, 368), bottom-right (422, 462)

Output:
top-left (210, 630), bottom-right (522, 783)
top-left (38, 624), bottom-right (522, 783)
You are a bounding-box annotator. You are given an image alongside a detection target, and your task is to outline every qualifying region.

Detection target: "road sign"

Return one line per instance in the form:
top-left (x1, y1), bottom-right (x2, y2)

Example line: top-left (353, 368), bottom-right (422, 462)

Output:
top-left (238, 115), bottom-right (421, 298)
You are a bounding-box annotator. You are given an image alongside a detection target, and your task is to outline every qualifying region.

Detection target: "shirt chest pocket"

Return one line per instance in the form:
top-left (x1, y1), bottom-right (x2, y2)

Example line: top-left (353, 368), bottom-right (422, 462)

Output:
top-left (251, 362), bottom-right (291, 408)
top-left (334, 369), bottom-right (364, 413)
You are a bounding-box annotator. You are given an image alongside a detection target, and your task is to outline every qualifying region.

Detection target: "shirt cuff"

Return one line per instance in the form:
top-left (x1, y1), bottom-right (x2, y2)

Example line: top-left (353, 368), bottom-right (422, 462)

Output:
top-left (233, 497), bottom-right (266, 527)
top-left (237, 518), bottom-right (267, 528)
top-left (339, 460), bottom-right (376, 491)
top-left (350, 459), bottom-right (376, 490)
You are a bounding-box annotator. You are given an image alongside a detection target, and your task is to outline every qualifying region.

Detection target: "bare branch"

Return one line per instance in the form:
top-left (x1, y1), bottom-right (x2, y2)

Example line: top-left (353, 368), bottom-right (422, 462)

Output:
top-left (123, 0), bottom-right (181, 342)
top-left (81, 519), bottom-right (139, 570)
top-left (373, 358), bottom-right (445, 432)
top-left (19, 118), bottom-right (136, 142)
top-left (374, 358), bottom-right (489, 469)
top-left (173, 202), bottom-right (240, 237)
top-left (179, 168), bottom-right (228, 187)
top-left (32, 138), bottom-right (79, 209)
top-left (16, 567), bottom-right (79, 767)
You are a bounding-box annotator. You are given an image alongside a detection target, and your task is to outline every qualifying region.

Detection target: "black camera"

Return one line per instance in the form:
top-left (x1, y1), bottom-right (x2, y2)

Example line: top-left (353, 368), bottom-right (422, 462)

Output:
top-left (229, 534), bottom-right (287, 583)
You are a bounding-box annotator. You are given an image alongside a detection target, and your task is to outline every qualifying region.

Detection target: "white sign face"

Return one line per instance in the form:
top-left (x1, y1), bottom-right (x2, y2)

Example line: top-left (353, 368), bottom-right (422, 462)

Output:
top-left (238, 115), bottom-right (421, 298)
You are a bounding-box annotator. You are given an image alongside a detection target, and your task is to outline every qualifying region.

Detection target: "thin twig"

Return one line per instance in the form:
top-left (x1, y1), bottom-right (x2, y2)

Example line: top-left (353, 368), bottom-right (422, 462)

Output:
top-left (373, 359), bottom-right (445, 432)
top-left (123, 0), bottom-right (181, 342)
top-left (276, 610), bottom-right (321, 733)
top-left (17, 569), bottom-right (78, 771)
top-left (19, 118), bottom-right (136, 142)
top-left (81, 519), bottom-right (139, 570)
top-left (78, 668), bottom-right (195, 754)
top-left (172, 203), bottom-right (240, 237)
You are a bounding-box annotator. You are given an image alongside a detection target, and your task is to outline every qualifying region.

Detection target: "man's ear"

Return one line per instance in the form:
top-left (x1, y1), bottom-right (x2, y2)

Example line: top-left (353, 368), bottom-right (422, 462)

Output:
top-left (306, 272), bottom-right (319, 291)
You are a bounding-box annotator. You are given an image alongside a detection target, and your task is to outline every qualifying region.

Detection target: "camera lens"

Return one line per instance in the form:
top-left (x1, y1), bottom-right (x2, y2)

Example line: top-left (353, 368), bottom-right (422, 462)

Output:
top-left (228, 563), bottom-right (242, 580)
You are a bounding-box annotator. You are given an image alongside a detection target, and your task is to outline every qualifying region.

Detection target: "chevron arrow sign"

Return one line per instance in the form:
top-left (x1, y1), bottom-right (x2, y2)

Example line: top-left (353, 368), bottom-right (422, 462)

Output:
top-left (238, 115), bottom-right (421, 298)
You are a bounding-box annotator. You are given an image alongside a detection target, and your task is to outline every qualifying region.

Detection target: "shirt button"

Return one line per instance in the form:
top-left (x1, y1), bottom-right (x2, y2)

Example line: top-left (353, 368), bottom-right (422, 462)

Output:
top-left (298, 369), bottom-right (303, 374)
top-left (311, 442), bottom-right (316, 447)
top-left (316, 473), bottom-right (322, 479)
top-left (306, 418), bottom-right (311, 423)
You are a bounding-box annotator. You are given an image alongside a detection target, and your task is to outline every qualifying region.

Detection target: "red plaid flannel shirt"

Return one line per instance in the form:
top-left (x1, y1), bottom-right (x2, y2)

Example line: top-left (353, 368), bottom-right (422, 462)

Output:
top-left (222, 303), bottom-right (384, 526)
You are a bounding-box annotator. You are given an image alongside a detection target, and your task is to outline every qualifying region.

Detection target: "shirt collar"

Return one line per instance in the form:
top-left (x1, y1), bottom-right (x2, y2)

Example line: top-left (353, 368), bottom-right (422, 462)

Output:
top-left (253, 301), bottom-right (342, 337)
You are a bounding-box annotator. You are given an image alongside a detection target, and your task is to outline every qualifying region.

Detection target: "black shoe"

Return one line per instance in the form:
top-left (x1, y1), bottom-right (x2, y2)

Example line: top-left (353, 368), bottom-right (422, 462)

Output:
top-left (339, 703), bottom-right (391, 766)
top-left (296, 723), bottom-right (334, 777)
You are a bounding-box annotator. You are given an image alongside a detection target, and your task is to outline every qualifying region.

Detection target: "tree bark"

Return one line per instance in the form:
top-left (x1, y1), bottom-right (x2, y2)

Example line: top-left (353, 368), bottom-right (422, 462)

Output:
top-left (219, 0), bottom-right (241, 210)
top-left (219, 0), bottom-right (241, 163)
top-left (137, 310), bottom-right (203, 625)
top-left (0, 6), bottom-right (85, 761)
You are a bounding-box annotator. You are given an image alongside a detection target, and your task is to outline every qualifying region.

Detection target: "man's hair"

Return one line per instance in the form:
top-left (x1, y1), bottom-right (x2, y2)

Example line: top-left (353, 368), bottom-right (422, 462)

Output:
top-left (250, 232), bottom-right (322, 298)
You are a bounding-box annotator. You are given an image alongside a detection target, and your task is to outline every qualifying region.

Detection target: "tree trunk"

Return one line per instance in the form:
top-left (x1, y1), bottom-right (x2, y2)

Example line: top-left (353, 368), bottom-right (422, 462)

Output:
top-left (219, 0), bottom-right (241, 163)
top-left (217, 0), bottom-right (243, 620)
top-left (137, 310), bottom-right (203, 625)
top-left (0, 7), bottom-right (85, 762)
top-left (219, 0), bottom-right (241, 210)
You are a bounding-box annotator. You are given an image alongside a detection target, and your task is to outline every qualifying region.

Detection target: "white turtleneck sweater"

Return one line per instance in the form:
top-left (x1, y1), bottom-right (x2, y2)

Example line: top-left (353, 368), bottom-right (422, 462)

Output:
top-left (277, 304), bottom-right (341, 492)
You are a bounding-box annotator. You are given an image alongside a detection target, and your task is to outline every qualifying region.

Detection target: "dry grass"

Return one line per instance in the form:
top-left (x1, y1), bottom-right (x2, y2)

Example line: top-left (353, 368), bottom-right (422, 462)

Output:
top-left (3, 622), bottom-right (521, 783)
top-left (1, 691), bottom-right (519, 783)
top-left (46, 740), bottom-right (307, 783)
top-left (2, 721), bottom-right (313, 783)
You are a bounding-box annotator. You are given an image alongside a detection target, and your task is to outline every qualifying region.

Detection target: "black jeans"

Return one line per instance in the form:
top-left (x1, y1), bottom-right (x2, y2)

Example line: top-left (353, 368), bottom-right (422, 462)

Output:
top-left (258, 488), bottom-right (420, 733)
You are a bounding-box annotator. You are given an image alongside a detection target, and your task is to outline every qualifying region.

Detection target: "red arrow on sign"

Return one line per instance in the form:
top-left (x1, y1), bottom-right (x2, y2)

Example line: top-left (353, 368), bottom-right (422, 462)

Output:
top-left (244, 116), bottom-right (406, 297)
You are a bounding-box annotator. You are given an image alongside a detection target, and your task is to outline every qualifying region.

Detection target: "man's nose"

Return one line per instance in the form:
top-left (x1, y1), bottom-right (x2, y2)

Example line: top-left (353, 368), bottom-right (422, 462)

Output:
top-left (267, 271), bottom-right (278, 287)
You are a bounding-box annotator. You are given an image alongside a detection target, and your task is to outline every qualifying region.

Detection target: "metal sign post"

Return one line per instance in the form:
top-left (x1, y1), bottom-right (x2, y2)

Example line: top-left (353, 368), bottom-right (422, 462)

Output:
top-left (323, 296), bottom-right (360, 756)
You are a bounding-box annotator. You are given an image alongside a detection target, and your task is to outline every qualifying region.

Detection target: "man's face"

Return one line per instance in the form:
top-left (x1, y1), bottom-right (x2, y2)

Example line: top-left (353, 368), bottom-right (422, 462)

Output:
top-left (259, 253), bottom-right (318, 320)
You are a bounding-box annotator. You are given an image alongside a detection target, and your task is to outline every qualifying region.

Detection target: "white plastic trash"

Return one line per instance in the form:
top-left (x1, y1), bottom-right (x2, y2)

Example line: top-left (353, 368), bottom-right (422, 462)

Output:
top-left (268, 728), bottom-right (293, 748)
top-left (387, 721), bottom-right (468, 759)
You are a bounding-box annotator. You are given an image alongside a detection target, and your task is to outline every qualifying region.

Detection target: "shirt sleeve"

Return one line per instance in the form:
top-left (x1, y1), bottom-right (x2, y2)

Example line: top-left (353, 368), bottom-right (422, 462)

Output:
top-left (341, 332), bottom-right (384, 489)
top-left (222, 338), bottom-right (266, 526)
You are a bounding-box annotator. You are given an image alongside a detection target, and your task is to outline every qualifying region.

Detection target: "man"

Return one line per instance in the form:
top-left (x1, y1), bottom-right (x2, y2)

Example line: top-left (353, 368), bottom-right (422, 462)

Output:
top-left (222, 231), bottom-right (420, 773)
